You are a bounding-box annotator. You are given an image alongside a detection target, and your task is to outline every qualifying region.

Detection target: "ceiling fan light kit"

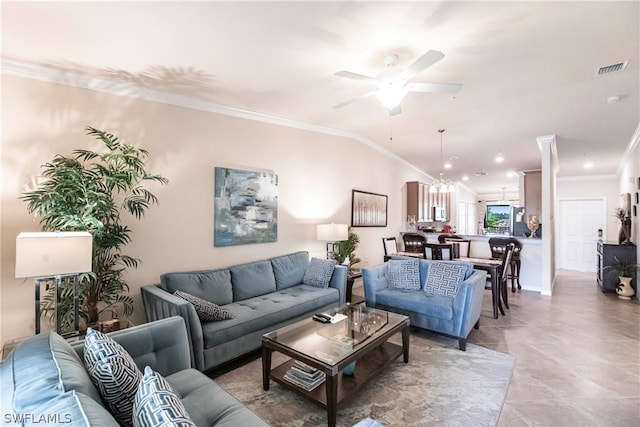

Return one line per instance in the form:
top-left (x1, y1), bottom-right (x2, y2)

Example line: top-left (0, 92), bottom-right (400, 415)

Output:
top-left (334, 49), bottom-right (462, 115)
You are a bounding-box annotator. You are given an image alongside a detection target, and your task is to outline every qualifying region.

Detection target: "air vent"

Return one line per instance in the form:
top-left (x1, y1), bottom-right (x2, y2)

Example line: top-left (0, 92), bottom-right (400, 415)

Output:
top-left (596, 61), bottom-right (628, 75)
top-left (474, 170), bottom-right (488, 177)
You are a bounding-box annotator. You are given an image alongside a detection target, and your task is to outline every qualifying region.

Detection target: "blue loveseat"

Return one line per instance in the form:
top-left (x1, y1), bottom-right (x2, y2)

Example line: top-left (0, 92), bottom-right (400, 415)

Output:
top-left (0, 316), bottom-right (268, 426)
top-left (362, 259), bottom-right (485, 350)
top-left (141, 251), bottom-right (347, 372)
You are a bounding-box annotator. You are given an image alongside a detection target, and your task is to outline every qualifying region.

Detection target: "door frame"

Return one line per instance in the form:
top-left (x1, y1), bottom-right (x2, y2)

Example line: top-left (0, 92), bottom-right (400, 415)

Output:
top-left (556, 197), bottom-right (607, 271)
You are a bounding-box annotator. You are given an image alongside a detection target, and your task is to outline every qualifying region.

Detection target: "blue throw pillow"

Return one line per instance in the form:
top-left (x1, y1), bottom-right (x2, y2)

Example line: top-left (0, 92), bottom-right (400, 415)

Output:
top-left (133, 366), bottom-right (196, 427)
top-left (387, 259), bottom-right (421, 290)
top-left (302, 257), bottom-right (336, 288)
top-left (84, 328), bottom-right (142, 427)
top-left (423, 262), bottom-right (468, 297)
top-left (174, 290), bottom-right (233, 321)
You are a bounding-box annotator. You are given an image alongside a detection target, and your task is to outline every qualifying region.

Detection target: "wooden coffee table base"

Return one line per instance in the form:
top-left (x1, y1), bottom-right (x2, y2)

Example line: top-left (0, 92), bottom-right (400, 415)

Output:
top-left (262, 323), bottom-right (409, 427)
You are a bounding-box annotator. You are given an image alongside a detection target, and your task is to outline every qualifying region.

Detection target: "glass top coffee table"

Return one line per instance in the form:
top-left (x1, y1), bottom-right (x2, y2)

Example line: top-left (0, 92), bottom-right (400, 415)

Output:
top-left (262, 304), bottom-right (410, 427)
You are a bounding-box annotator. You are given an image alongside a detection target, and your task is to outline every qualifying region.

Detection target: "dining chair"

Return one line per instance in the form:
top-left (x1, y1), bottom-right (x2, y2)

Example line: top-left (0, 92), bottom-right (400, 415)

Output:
top-left (489, 237), bottom-right (522, 292)
top-left (402, 233), bottom-right (426, 254)
top-left (498, 243), bottom-right (516, 311)
top-left (437, 234), bottom-right (464, 243)
top-left (445, 238), bottom-right (471, 259)
top-left (423, 243), bottom-right (453, 260)
top-left (382, 237), bottom-right (399, 261)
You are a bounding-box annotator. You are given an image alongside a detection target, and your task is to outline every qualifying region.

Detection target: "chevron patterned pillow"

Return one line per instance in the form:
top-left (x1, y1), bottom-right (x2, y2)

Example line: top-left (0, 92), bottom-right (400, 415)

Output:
top-left (174, 290), bottom-right (233, 321)
top-left (133, 366), bottom-right (196, 427)
top-left (423, 262), bottom-right (468, 297)
top-left (84, 328), bottom-right (142, 427)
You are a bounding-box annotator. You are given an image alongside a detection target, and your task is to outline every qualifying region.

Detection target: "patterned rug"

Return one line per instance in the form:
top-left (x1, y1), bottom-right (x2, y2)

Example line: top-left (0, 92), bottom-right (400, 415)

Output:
top-left (214, 329), bottom-right (514, 427)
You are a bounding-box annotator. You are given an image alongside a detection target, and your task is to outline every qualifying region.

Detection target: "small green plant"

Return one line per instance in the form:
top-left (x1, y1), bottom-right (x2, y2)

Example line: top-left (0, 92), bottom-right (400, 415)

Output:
top-left (604, 257), bottom-right (640, 278)
top-left (21, 127), bottom-right (168, 330)
top-left (332, 227), bottom-right (361, 275)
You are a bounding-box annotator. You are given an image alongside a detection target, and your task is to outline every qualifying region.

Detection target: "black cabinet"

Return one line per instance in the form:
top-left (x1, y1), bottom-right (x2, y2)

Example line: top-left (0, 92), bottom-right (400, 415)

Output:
top-left (597, 241), bottom-right (637, 295)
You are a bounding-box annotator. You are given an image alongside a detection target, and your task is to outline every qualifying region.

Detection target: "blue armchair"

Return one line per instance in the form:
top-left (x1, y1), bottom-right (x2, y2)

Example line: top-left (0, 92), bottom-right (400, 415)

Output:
top-left (362, 259), bottom-right (486, 350)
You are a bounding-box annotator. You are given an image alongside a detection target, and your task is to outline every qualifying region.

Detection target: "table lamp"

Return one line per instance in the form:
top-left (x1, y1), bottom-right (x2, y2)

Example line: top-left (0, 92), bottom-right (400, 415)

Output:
top-left (15, 231), bottom-right (93, 337)
top-left (316, 223), bottom-right (348, 260)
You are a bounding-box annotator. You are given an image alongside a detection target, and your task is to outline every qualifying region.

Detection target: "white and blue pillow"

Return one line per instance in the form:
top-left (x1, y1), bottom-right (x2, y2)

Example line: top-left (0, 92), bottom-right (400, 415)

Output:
top-left (387, 259), bottom-right (421, 290)
top-left (174, 290), bottom-right (233, 321)
top-left (302, 257), bottom-right (336, 288)
top-left (84, 328), bottom-right (142, 427)
top-left (423, 262), bottom-right (468, 297)
top-left (133, 366), bottom-right (196, 427)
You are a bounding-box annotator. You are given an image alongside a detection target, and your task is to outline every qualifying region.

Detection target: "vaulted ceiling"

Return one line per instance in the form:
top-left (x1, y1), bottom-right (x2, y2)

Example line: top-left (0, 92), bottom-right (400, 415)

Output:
top-left (3, 1), bottom-right (639, 195)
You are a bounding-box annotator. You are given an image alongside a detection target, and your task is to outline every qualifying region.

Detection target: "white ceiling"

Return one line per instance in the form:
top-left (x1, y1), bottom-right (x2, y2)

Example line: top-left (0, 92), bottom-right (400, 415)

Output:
top-left (3, 1), bottom-right (639, 195)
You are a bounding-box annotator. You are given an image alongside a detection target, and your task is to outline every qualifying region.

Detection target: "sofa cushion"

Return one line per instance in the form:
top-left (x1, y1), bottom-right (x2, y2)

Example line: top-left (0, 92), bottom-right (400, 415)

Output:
top-left (174, 290), bottom-right (233, 321)
top-left (133, 366), bottom-right (196, 427)
top-left (423, 262), bottom-right (468, 297)
top-left (161, 269), bottom-right (233, 306)
top-left (271, 251), bottom-right (309, 290)
top-left (302, 257), bottom-right (336, 288)
top-left (84, 328), bottom-right (143, 427)
top-left (230, 260), bottom-right (277, 301)
top-left (166, 368), bottom-right (267, 426)
top-left (201, 285), bottom-right (338, 349)
top-left (376, 288), bottom-right (454, 320)
top-left (387, 258), bottom-right (421, 290)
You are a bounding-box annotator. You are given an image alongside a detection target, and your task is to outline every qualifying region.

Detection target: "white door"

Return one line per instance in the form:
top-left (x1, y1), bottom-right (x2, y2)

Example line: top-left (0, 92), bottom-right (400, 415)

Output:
top-left (559, 199), bottom-right (605, 272)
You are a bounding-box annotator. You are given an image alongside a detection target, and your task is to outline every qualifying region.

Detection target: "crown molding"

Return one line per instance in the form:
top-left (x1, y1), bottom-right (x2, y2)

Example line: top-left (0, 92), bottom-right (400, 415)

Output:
top-left (617, 120), bottom-right (640, 177)
top-left (557, 174), bottom-right (617, 182)
top-left (2, 58), bottom-right (436, 182)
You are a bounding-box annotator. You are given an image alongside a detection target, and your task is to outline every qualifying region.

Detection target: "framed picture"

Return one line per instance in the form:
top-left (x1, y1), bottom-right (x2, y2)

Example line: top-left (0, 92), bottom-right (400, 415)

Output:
top-left (351, 190), bottom-right (388, 227)
top-left (214, 167), bottom-right (278, 246)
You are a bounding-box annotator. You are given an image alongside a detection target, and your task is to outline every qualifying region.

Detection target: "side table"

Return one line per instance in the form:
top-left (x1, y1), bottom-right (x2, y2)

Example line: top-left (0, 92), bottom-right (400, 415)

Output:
top-left (346, 269), bottom-right (363, 303)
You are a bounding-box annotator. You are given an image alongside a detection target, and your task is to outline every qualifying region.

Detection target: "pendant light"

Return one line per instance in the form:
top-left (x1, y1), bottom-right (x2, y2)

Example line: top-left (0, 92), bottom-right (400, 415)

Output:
top-left (430, 129), bottom-right (455, 193)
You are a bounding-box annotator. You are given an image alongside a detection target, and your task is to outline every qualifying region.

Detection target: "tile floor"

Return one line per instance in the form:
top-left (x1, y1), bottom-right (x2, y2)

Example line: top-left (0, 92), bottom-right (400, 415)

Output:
top-left (355, 269), bottom-right (640, 426)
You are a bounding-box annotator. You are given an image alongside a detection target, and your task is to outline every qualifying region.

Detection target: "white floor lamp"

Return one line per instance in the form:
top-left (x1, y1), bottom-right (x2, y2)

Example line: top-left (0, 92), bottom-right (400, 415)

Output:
top-left (15, 231), bottom-right (93, 337)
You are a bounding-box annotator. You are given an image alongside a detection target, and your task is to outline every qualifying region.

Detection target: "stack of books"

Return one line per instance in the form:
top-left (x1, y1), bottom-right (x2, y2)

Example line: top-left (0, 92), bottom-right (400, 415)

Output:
top-left (283, 360), bottom-right (326, 391)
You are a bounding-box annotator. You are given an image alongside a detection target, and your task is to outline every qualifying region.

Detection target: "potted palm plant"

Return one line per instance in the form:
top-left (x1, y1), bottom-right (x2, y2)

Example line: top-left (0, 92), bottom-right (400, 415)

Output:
top-left (604, 256), bottom-right (639, 300)
top-left (331, 227), bottom-right (361, 275)
top-left (21, 127), bottom-right (168, 331)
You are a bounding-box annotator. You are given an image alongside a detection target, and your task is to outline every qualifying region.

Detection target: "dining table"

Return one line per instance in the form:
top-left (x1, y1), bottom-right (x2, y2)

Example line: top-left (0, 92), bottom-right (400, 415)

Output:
top-left (458, 256), bottom-right (506, 319)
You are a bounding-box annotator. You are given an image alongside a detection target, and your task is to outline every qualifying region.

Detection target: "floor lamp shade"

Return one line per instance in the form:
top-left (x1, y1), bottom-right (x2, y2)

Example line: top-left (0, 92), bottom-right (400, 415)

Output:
top-left (15, 232), bottom-right (93, 278)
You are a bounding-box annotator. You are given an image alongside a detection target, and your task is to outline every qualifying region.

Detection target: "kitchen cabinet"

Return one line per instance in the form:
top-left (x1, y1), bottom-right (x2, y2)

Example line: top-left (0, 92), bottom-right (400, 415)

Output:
top-left (406, 181), bottom-right (450, 222)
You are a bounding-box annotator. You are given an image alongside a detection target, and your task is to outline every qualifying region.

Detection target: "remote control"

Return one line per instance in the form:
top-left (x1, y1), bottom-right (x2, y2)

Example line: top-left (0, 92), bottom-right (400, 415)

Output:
top-left (312, 314), bottom-right (330, 323)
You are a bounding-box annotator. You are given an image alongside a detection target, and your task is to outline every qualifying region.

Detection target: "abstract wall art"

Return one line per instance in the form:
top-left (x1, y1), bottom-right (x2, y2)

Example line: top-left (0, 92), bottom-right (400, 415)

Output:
top-left (214, 167), bottom-right (278, 246)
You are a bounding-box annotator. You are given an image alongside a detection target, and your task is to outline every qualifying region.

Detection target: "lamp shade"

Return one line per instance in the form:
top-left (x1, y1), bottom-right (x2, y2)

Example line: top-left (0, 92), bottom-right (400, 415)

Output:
top-left (15, 232), bottom-right (93, 278)
top-left (317, 223), bottom-right (348, 242)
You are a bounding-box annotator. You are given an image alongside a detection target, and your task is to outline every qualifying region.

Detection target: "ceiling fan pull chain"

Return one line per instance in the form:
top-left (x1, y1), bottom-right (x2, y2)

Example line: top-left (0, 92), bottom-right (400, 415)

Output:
top-left (389, 116), bottom-right (393, 142)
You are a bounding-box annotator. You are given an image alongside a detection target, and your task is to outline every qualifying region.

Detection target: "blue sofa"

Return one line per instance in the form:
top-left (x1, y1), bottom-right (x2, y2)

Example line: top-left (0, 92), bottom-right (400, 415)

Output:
top-left (141, 251), bottom-right (347, 372)
top-left (0, 316), bottom-right (268, 426)
top-left (362, 259), bottom-right (486, 350)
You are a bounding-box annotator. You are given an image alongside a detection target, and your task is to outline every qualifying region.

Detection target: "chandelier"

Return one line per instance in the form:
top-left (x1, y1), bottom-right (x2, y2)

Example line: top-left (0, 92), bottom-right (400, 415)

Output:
top-left (429, 129), bottom-right (456, 193)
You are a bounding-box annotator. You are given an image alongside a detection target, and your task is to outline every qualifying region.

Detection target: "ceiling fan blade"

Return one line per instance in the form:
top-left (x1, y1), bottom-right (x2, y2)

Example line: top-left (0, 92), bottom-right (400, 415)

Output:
top-left (408, 82), bottom-right (463, 94)
top-left (335, 70), bottom-right (378, 82)
top-left (389, 105), bottom-right (402, 116)
top-left (399, 50), bottom-right (445, 81)
top-left (333, 90), bottom-right (377, 109)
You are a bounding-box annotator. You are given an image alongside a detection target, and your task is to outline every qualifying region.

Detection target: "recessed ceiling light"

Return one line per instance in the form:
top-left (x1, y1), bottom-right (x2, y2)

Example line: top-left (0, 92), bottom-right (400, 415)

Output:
top-left (495, 153), bottom-right (504, 163)
top-left (449, 156), bottom-right (459, 161)
top-left (506, 171), bottom-right (516, 178)
top-left (584, 161), bottom-right (594, 169)
top-left (444, 162), bottom-right (452, 169)
top-left (607, 95), bottom-right (621, 104)
top-left (462, 175), bottom-right (469, 181)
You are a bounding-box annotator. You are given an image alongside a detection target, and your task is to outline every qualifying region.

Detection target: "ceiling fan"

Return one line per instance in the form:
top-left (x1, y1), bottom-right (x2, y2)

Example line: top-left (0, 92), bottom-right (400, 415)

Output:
top-left (334, 50), bottom-right (462, 116)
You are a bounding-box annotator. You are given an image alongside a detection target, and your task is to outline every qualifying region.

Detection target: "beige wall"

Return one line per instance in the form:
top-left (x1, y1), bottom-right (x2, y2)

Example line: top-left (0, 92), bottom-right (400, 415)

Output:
top-left (1, 75), bottom-right (431, 346)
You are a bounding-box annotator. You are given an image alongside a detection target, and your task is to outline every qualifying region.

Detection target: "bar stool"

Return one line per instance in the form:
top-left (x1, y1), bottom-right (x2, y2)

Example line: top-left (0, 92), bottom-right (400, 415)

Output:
top-left (488, 237), bottom-right (522, 292)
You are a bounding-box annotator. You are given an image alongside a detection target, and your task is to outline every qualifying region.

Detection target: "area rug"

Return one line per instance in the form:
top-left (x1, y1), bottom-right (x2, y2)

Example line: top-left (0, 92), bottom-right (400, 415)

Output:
top-left (214, 330), bottom-right (515, 427)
